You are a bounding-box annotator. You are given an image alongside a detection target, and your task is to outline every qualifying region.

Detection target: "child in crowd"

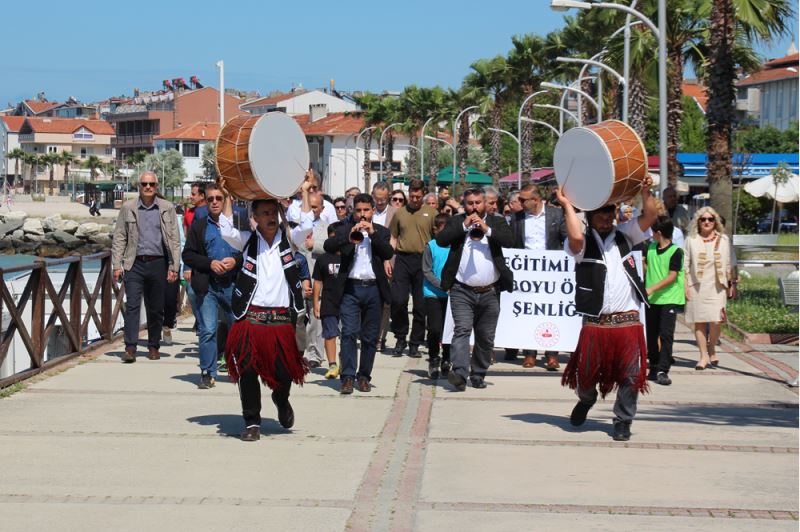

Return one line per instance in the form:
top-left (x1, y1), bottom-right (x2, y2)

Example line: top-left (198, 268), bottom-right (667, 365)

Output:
top-left (422, 213), bottom-right (452, 380)
top-left (644, 216), bottom-right (685, 386)
top-left (312, 225), bottom-right (343, 379)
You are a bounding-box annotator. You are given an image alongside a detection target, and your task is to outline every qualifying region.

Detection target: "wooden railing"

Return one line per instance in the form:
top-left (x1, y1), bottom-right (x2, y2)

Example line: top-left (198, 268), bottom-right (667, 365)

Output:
top-left (0, 252), bottom-right (124, 389)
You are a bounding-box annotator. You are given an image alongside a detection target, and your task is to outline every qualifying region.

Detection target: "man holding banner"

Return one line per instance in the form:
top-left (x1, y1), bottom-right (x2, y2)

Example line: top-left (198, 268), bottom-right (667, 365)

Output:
top-left (557, 176), bottom-right (657, 442)
top-left (436, 187), bottom-right (514, 391)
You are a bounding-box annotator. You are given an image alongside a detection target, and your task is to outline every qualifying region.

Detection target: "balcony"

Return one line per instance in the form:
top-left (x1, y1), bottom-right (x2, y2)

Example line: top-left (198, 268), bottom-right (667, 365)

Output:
top-left (111, 134), bottom-right (155, 147)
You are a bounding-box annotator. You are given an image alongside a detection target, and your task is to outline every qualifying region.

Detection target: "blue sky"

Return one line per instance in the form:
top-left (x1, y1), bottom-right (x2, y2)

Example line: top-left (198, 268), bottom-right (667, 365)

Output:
top-left (2, 0), bottom-right (797, 107)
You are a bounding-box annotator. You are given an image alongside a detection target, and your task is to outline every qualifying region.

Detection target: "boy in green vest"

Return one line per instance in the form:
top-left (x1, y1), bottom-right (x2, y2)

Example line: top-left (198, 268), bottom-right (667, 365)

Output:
top-left (645, 216), bottom-right (685, 386)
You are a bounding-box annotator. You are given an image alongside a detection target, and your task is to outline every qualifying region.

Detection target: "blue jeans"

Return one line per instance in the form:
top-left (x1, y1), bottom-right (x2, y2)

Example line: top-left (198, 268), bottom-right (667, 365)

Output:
top-left (196, 283), bottom-right (234, 377)
top-left (340, 282), bottom-right (381, 381)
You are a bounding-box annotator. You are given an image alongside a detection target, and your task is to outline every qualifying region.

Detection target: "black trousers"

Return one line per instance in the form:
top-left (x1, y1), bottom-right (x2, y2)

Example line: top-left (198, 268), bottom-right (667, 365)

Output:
top-left (646, 303), bottom-right (680, 374)
top-left (123, 257), bottom-right (167, 349)
top-left (424, 296), bottom-right (450, 361)
top-left (390, 252), bottom-right (425, 346)
top-left (239, 356), bottom-right (292, 427)
top-left (163, 277), bottom-right (180, 329)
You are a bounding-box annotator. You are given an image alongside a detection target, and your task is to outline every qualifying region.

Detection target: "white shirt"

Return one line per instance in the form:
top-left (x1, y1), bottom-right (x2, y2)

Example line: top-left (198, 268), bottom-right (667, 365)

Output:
top-left (348, 231), bottom-right (376, 280)
top-left (219, 211), bottom-right (313, 308)
top-left (373, 206), bottom-right (390, 227)
top-left (286, 197), bottom-right (337, 225)
top-left (565, 218), bottom-right (651, 314)
top-left (524, 209), bottom-right (547, 250)
top-left (672, 226), bottom-right (685, 248)
top-left (456, 221), bottom-right (499, 287)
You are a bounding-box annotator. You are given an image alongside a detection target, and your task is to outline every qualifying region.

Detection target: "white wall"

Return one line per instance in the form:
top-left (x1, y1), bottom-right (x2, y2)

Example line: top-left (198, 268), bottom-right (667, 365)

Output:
top-left (281, 90), bottom-right (357, 116)
top-left (1, 127), bottom-right (20, 178)
top-left (323, 133), bottom-right (412, 197)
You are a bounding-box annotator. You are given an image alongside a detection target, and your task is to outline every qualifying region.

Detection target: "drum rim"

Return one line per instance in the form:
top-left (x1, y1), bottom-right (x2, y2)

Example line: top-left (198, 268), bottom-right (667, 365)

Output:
top-left (556, 125), bottom-right (615, 211)
top-left (247, 112), bottom-right (308, 200)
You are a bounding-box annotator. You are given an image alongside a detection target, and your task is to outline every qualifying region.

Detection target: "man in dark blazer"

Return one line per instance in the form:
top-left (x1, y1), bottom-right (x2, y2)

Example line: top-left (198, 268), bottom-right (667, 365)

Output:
top-left (324, 193), bottom-right (394, 394)
top-left (436, 187), bottom-right (514, 390)
top-left (507, 184), bottom-right (568, 370)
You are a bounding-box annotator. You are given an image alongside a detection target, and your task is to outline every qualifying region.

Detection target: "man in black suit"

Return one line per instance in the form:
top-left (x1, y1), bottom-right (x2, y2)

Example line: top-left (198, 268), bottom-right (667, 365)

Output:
top-left (324, 194), bottom-right (394, 395)
top-left (436, 187), bottom-right (514, 390)
top-left (507, 184), bottom-right (568, 370)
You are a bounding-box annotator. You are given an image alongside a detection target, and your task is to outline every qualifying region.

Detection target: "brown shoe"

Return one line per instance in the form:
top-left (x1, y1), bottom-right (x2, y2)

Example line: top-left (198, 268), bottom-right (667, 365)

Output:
top-left (147, 347), bottom-right (160, 360)
top-left (122, 346), bottom-right (136, 363)
top-left (340, 377), bottom-right (354, 395)
top-left (240, 426), bottom-right (260, 442)
top-left (522, 355), bottom-right (536, 368)
top-left (357, 376), bottom-right (371, 393)
top-left (545, 354), bottom-right (560, 371)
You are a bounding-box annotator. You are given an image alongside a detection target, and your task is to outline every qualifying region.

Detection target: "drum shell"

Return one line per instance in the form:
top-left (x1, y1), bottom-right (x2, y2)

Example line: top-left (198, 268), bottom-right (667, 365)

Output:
top-left (554, 119), bottom-right (648, 211)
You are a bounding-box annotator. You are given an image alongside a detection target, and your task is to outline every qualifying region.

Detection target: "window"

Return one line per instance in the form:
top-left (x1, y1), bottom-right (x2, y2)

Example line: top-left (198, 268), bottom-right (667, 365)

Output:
top-left (47, 146), bottom-right (58, 153)
top-left (182, 142), bottom-right (199, 158)
top-left (105, 147), bottom-right (112, 156)
top-left (80, 148), bottom-right (87, 158)
top-left (73, 127), bottom-right (94, 141)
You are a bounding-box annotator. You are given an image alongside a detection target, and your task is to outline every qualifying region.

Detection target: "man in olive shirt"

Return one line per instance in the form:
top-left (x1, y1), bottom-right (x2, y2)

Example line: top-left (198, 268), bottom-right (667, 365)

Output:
top-left (387, 178), bottom-right (436, 357)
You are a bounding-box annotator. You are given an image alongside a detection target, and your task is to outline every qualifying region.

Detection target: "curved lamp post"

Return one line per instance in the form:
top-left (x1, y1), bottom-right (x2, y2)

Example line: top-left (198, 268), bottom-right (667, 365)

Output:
top-left (517, 90), bottom-right (550, 188)
top-left (453, 106), bottom-right (478, 190)
top-left (356, 126), bottom-right (377, 189)
top-left (419, 116), bottom-right (436, 179)
top-left (379, 122), bottom-right (402, 181)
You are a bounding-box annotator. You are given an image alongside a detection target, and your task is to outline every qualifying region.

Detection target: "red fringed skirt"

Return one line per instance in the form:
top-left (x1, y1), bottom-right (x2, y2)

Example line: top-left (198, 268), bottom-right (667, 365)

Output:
top-left (225, 306), bottom-right (308, 390)
top-left (561, 321), bottom-right (649, 398)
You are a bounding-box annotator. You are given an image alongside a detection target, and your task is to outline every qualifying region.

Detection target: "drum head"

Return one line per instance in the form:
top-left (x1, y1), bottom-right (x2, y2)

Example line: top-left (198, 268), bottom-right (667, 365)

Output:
top-left (553, 127), bottom-right (613, 211)
top-left (248, 112), bottom-right (310, 199)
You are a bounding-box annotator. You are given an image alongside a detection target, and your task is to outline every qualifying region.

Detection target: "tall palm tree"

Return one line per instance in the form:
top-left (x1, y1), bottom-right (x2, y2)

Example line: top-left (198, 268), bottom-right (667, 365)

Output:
top-left (396, 85), bottom-right (427, 180)
top-left (466, 55), bottom-right (511, 187)
top-left (444, 87), bottom-right (480, 191)
top-left (23, 153), bottom-right (41, 194)
top-left (59, 151), bottom-right (77, 192)
top-left (355, 93), bottom-right (384, 190)
top-left (419, 87), bottom-right (447, 191)
top-left (705, 0), bottom-right (794, 227)
top-left (7, 148), bottom-right (25, 191)
top-left (84, 155), bottom-right (104, 181)
top-left (42, 152), bottom-right (59, 196)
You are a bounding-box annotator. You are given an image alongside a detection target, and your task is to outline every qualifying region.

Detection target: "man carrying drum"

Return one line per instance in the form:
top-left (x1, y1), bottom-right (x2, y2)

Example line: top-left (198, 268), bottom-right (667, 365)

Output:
top-left (556, 175), bottom-right (657, 442)
top-left (217, 173), bottom-right (315, 442)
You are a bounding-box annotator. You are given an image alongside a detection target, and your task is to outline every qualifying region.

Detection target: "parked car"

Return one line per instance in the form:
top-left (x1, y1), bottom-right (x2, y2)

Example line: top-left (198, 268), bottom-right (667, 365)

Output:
top-left (756, 211), bottom-right (798, 233)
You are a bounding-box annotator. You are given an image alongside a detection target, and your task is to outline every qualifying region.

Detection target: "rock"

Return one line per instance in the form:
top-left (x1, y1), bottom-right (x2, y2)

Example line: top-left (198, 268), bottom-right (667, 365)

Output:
top-left (0, 219), bottom-right (24, 236)
top-left (75, 222), bottom-right (102, 238)
top-left (62, 220), bottom-right (80, 234)
top-left (16, 241), bottom-right (40, 254)
top-left (38, 245), bottom-right (67, 259)
top-left (12, 230), bottom-right (23, 240)
top-left (0, 247), bottom-right (15, 255)
top-left (51, 230), bottom-right (81, 245)
top-left (42, 214), bottom-right (65, 232)
top-left (1, 211), bottom-right (27, 223)
top-left (0, 240), bottom-right (12, 250)
top-left (41, 238), bottom-right (56, 246)
top-left (22, 218), bottom-right (44, 236)
top-left (23, 234), bottom-right (44, 242)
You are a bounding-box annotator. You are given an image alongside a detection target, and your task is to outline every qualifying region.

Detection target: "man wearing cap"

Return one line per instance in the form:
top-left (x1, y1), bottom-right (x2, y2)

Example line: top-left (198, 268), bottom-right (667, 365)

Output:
top-left (557, 176), bottom-right (657, 442)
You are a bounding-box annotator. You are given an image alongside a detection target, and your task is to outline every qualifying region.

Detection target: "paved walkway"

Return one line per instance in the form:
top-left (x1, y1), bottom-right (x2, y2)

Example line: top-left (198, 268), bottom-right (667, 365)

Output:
top-left (0, 319), bottom-right (797, 531)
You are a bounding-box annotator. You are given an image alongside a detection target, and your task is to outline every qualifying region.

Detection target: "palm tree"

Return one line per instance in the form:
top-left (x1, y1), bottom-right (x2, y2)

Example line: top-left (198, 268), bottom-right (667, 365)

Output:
top-left (42, 152), bottom-right (59, 196)
top-left (444, 87), bottom-right (480, 191)
top-left (354, 93), bottom-right (383, 190)
top-left (84, 155), bottom-right (104, 181)
top-left (7, 148), bottom-right (25, 191)
top-left (23, 153), bottom-right (41, 194)
top-left (59, 151), bottom-right (77, 194)
top-left (705, 0), bottom-right (794, 226)
top-left (396, 85), bottom-right (426, 180)
top-left (420, 87), bottom-right (448, 191)
top-left (466, 55), bottom-right (511, 187)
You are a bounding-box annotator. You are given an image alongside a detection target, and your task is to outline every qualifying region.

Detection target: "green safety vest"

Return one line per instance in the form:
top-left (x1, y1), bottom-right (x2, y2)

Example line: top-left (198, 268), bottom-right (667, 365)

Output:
top-left (645, 242), bottom-right (686, 306)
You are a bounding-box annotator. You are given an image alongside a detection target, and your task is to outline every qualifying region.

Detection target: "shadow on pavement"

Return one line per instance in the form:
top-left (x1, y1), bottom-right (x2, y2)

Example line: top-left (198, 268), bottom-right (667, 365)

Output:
top-left (505, 412), bottom-right (611, 435)
top-left (186, 414), bottom-right (287, 438)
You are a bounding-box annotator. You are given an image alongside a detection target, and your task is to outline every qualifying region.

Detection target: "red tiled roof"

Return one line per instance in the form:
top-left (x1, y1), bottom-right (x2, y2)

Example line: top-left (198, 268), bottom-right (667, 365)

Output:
top-left (24, 100), bottom-right (61, 114)
top-left (295, 112), bottom-right (364, 136)
top-left (682, 82), bottom-right (708, 113)
top-left (154, 121), bottom-right (220, 141)
top-left (241, 91), bottom-right (305, 109)
top-left (737, 66), bottom-right (799, 87)
top-left (1, 116), bottom-right (26, 132)
top-left (22, 117), bottom-right (115, 135)
top-left (764, 53), bottom-right (799, 68)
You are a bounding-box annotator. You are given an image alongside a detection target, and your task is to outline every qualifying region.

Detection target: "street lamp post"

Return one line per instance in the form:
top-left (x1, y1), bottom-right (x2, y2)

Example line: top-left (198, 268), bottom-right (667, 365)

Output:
top-left (551, 0), bottom-right (666, 194)
top-left (532, 103), bottom-right (580, 129)
top-left (541, 82), bottom-right (601, 116)
top-left (556, 57), bottom-right (625, 123)
top-left (520, 118), bottom-right (562, 138)
top-left (425, 135), bottom-right (455, 188)
top-left (453, 106), bottom-right (478, 191)
top-left (379, 122), bottom-right (402, 182)
top-left (419, 116), bottom-right (436, 179)
top-left (517, 90), bottom-right (549, 188)
top-left (355, 126), bottom-right (377, 191)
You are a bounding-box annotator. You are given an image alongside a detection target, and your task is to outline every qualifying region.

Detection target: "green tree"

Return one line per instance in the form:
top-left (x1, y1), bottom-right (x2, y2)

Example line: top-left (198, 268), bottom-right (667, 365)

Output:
top-left (23, 153), bottom-right (40, 194)
top-left (83, 155), bottom-right (104, 181)
top-left (735, 124), bottom-right (799, 153)
top-left (678, 96), bottom-right (706, 152)
top-left (58, 151), bottom-right (77, 192)
top-left (7, 148), bottom-right (25, 189)
top-left (42, 152), bottom-right (59, 196)
top-left (144, 149), bottom-right (186, 191)
top-left (201, 143), bottom-right (217, 181)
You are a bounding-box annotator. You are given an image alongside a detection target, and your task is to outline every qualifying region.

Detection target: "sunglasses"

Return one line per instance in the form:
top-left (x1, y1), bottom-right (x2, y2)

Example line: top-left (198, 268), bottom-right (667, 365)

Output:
top-left (206, 195), bottom-right (224, 202)
top-left (140, 182), bottom-right (157, 188)
top-left (335, 204), bottom-right (347, 210)
top-left (391, 197), bottom-right (405, 203)
top-left (699, 217), bottom-right (715, 223)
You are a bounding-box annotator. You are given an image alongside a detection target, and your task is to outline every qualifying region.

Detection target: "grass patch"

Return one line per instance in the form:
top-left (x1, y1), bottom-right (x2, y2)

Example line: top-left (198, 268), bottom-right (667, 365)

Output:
top-left (778, 233), bottom-right (799, 246)
top-left (727, 273), bottom-right (799, 334)
top-left (0, 382), bottom-right (26, 398)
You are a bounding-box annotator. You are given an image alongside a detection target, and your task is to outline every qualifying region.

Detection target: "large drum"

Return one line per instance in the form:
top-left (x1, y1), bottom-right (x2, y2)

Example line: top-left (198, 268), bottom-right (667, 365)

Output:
top-left (553, 120), bottom-right (648, 211)
top-left (216, 112), bottom-right (310, 200)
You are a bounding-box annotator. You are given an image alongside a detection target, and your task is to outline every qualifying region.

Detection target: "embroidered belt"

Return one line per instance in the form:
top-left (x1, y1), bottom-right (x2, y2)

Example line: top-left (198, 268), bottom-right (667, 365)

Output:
top-left (455, 280), bottom-right (496, 294)
top-left (584, 310), bottom-right (639, 326)
top-left (245, 306), bottom-right (291, 324)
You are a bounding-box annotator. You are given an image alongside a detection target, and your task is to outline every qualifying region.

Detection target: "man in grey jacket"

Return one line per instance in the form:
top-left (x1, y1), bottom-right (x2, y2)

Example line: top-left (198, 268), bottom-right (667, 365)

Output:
top-left (112, 171), bottom-right (181, 363)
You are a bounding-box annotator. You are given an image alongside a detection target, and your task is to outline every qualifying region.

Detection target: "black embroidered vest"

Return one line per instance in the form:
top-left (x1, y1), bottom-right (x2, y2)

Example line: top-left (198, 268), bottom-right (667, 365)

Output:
top-left (574, 228), bottom-right (649, 317)
top-left (231, 230), bottom-right (305, 322)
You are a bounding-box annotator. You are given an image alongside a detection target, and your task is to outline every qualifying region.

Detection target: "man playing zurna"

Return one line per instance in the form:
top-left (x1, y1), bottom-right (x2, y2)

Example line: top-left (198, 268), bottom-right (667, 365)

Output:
top-left (217, 173), bottom-right (315, 442)
top-left (556, 175), bottom-right (657, 442)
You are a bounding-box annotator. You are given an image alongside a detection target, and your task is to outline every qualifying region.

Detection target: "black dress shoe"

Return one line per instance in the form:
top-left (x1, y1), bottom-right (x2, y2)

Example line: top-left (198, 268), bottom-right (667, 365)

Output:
top-left (271, 391), bottom-right (294, 429)
top-left (392, 339), bottom-right (407, 357)
top-left (407, 344), bottom-right (421, 358)
top-left (470, 376), bottom-right (487, 389)
top-left (240, 426), bottom-right (260, 442)
top-left (569, 401), bottom-right (594, 427)
top-left (447, 371), bottom-right (466, 391)
top-left (504, 348), bottom-right (519, 361)
top-left (613, 421), bottom-right (631, 441)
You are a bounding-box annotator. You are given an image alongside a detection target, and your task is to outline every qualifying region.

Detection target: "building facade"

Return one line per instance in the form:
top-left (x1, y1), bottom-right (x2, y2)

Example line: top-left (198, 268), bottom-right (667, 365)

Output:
top-left (736, 52), bottom-right (799, 130)
top-left (154, 122), bottom-right (219, 183)
top-left (1, 117), bottom-right (25, 183)
top-left (241, 89), bottom-right (357, 116)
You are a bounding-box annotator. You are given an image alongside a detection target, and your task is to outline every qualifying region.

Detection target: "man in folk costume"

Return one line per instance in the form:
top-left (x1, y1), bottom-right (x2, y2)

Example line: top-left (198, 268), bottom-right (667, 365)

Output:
top-left (556, 175), bottom-right (657, 442)
top-left (218, 174), bottom-right (315, 442)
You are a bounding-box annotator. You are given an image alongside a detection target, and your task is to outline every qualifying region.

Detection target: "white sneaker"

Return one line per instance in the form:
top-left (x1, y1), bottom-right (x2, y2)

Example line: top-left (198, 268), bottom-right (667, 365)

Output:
top-left (162, 327), bottom-right (173, 346)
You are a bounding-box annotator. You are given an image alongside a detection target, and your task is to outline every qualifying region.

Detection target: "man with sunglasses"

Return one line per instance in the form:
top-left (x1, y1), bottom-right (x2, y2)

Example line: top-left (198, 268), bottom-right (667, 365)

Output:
top-left (286, 172), bottom-right (337, 225)
top-left (112, 171), bottom-right (181, 363)
top-left (507, 184), bottom-right (568, 370)
top-left (182, 183), bottom-right (243, 389)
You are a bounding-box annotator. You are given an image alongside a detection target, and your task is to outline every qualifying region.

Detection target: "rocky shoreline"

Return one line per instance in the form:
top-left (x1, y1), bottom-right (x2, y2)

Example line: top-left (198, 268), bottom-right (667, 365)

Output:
top-left (0, 212), bottom-right (113, 258)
